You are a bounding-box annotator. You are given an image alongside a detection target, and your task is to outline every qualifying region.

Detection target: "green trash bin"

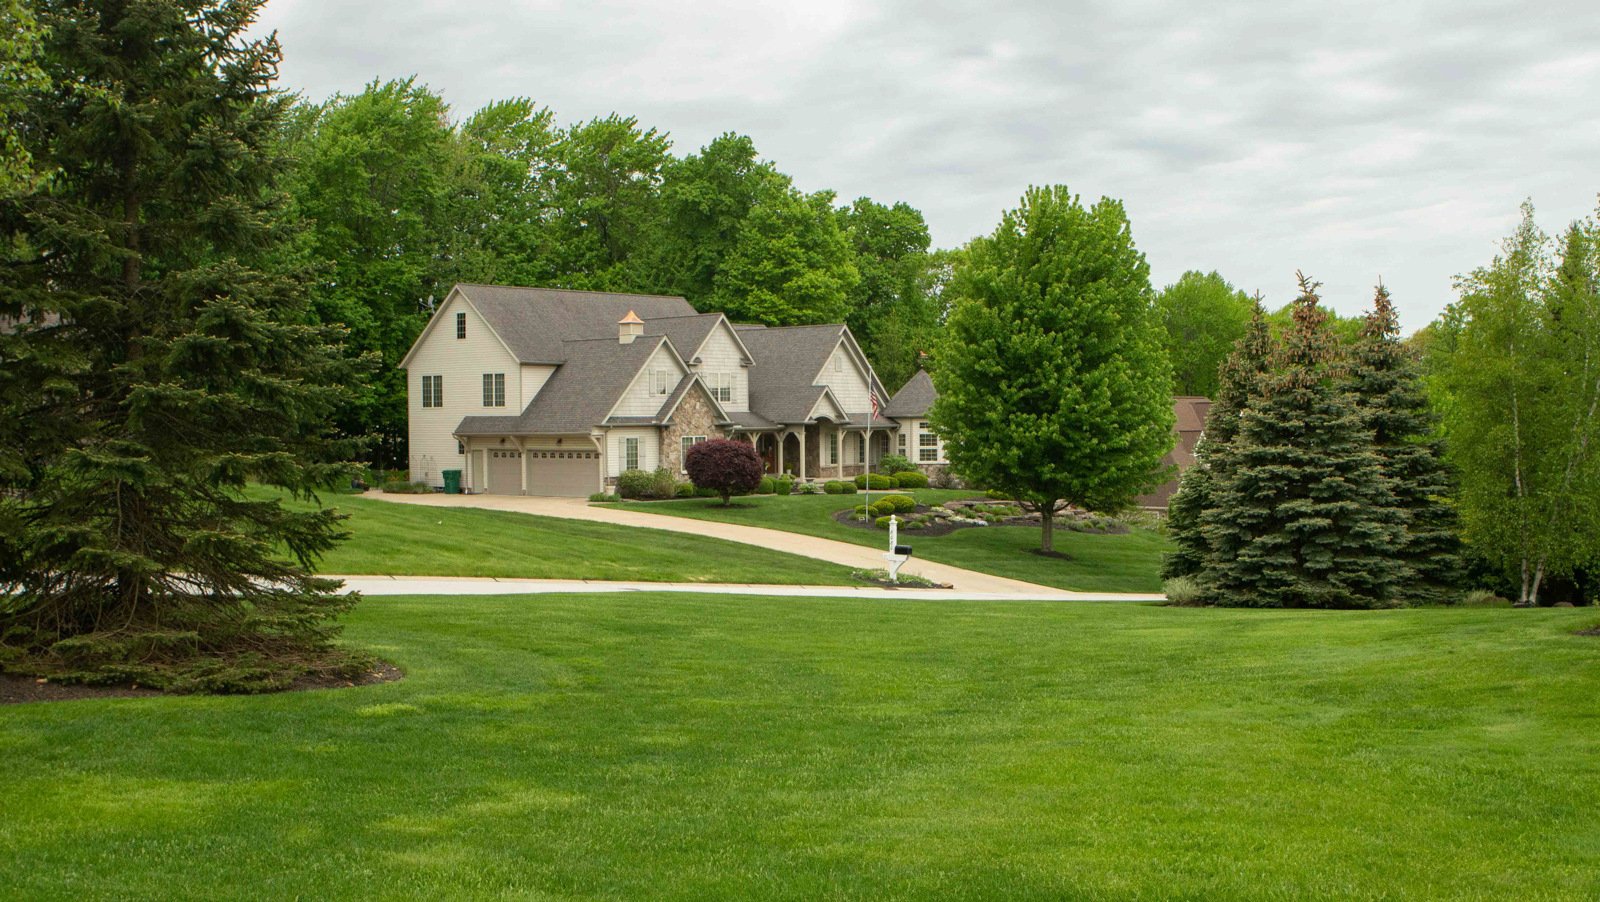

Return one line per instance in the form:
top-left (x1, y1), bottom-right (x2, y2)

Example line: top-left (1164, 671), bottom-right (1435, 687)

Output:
top-left (442, 469), bottom-right (462, 495)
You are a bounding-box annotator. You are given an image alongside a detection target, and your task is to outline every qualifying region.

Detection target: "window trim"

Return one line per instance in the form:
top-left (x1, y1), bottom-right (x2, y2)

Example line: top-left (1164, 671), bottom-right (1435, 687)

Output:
top-left (919, 430), bottom-right (940, 463)
top-left (680, 435), bottom-right (706, 471)
top-left (827, 431), bottom-right (839, 466)
top-left (624, 437), bottom-right (640, 471)
top-left (482, 372), bottom-right (506, 407)
top-left (455, 311), bottom-right (466, 339)
top-left (421, 374), bottom-right (443, 408)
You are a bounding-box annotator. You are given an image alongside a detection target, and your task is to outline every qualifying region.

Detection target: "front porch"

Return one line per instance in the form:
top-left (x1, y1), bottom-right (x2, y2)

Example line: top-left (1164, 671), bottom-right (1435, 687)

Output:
top-left (748, 422), bottom-right (894, 481)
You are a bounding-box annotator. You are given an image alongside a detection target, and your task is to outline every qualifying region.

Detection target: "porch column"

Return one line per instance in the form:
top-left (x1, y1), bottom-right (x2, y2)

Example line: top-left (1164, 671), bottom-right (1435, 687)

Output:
top-left (777, 432), bottom-right (785, 475)
top-left (836, 427), bottom-right (844, 479)
top-left (799, 427), bottom-right (807, 480)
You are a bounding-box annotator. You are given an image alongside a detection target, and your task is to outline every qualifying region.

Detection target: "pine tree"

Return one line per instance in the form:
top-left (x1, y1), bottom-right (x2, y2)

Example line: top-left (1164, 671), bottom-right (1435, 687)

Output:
top-left (0, 0), bottom-right (366, 690)
top-left (1348, 284), bottom-right (1463, 603)
top-left (1163, 300), bottom-right (1272, 578)
top-left (1198, 275), bottom-right (1407, 608)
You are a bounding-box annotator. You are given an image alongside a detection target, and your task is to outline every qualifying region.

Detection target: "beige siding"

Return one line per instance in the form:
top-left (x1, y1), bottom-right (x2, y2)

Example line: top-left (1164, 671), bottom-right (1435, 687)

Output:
top-left (405, 293), bottom-right (521, 486)
top-left (606, 427), bottom-right (660, 476)
top-left (902, 418), bottom-right (947, 464)
top-left (612, 343), bottom-right (686, 417)
top-left (816, 340), bottom-right (872, 413)
top-left (520, 364), bottom-right (556, 402)
top-left (690, 321), bottom-right (749, 411)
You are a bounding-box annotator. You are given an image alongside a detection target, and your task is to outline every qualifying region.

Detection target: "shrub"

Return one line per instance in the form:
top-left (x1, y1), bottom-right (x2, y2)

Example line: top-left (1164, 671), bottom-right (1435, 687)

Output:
top-left (823, 480), bottom-right (847, 494)
top-left (985, 489), bottom-right (1011, 501)
top-left (879, 494), bottom-right (916, 513)
top-left (382, 480), bottom-right (434, 494)
top-left (773, 476), bottom-right (793, 496)
top-left (616, 469), bottom-right (656, 500)
top-left (696, 486), bottom-right (720, 498)
top-left (675, 482), bottom-right (695, 498)
top-left (871, 500), bottom-right (896, 517)
top-left (853, 504), bottom-right (870, 518)
top-left (878, 454), bottom-right (918, 476)
top-left (1461, 589), bottom-right (1510, 607)
top-left (874, 515), bottom-right (895, 529)
top-left (797, 481), bottom-right (821, 494)
top-left (587, 492), bottom-right (621, 502)
top-left (892, 470), bottom-right (929, 489)
top-left (931, 468), bottom-right (961, 489)
top-left (854, 473), bottom-right (894, 490)
top-left (1164, 576), bottom-right (1204, 606)
top-left (758, 476), bottom-right (775, 494)
top-left (838, 481), bottom-right (856, 494)
top-left (684, 439), bottom-right (765, 505)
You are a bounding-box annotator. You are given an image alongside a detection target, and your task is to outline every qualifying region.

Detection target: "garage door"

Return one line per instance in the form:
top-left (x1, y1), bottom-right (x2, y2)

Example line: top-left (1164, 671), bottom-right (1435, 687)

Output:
top-left (486, 449), bottom-right (523, 494)
top-left (528, 449), bottom-right (597, 497)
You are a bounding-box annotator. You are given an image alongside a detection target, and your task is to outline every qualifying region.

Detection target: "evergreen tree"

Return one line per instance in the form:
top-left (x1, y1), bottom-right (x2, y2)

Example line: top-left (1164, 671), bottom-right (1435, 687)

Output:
top-left (1162, 300), bottom-right (1271, 579)
top-left (1199, 275), bottom-right (1407, 608)
top-left (1348, 284), bottom-right (1463, 603)
top-left (0, 0), bottom-right (365, 690)
top-left (931, 186), bottom-right (1173, 553)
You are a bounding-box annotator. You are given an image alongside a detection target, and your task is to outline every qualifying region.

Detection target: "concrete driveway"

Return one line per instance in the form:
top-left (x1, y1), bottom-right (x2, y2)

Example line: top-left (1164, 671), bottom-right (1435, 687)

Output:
top-left (363, 492), bottom-right (1152, 598)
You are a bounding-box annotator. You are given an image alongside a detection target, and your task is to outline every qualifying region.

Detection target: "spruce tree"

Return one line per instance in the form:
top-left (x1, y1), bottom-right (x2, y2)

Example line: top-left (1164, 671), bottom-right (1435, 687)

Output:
top-left (1348, 284), bottom-right (1463, 603)
top-left (1198, 275), bottom-right (1407, 608)
top-left (1163, 300), bottom-right (1272, 579)
top-left (0, 0), bottom-right (365, 690)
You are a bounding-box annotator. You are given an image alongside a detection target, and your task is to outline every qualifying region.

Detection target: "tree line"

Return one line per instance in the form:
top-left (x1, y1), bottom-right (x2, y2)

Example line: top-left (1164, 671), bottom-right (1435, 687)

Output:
top-left (278, 80), bottom-right (945, 465)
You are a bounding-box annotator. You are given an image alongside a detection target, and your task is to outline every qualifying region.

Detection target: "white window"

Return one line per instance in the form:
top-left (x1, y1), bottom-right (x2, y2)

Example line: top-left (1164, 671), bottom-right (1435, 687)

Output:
top-left (455, 311), bottom-right (466, 339)
top-left (681, 435), bottom-right (706, 470)
top-left (897, 432), bottom-right (906, 454)
top-left (421, 375), bottom-right (442, 408)
top-left (707, 372), bottom-right (733, 403)
top-left (827, 432), bottom-right (839, 465)
top-left (654, 370), bottom-right (671, 395)
top-left (919, 430), bottom-right (940, 462)
top-left (482, 373), bottom-right (505, 407)
top-left (624, 437), bottom-right (640, 470)
top-left (854, 433), bottom-right (867, 464)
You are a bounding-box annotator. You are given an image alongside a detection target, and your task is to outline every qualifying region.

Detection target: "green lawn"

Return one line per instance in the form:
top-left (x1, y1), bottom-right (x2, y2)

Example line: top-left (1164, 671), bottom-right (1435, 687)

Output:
top-left (601, 490), bottom-right (1171, 593)
top-left (273, 490), bottom-right (862, 585)
top-left (3, 597), bottom-right (1598, 898)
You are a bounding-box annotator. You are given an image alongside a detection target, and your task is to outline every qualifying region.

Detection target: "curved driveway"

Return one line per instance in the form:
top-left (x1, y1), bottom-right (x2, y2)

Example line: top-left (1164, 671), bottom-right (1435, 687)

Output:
top-left (364, 492), bottom-right (1161, 600)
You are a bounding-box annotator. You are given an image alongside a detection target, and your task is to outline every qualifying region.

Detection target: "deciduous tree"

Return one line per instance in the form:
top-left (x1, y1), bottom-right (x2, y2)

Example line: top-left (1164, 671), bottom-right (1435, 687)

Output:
top-left (930, 186), bottom-right (1173, 553)
top-left (684, 438), bottom-right (764, 506)
top-left (1156, 271), bottom-right (1254, 398)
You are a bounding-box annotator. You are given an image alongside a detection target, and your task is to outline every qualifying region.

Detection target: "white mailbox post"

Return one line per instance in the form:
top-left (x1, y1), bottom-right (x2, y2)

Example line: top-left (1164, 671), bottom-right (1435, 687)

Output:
top-left (883, 515), bottom-right (912, 583)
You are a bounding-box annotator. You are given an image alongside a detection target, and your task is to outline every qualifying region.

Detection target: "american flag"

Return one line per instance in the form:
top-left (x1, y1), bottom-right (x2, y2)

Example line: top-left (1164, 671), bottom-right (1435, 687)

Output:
top-left (869, 385), bottom-right (881, 421)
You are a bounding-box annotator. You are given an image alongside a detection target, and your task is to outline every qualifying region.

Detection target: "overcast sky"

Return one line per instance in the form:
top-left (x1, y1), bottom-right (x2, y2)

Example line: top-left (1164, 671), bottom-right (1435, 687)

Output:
top-left (252, 0), bottom-right (1600, 331)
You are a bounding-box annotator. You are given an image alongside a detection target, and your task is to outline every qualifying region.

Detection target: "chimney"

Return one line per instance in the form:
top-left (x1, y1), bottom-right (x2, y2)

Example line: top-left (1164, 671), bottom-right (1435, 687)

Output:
top-left (618, 310), bottom-right (644, 344)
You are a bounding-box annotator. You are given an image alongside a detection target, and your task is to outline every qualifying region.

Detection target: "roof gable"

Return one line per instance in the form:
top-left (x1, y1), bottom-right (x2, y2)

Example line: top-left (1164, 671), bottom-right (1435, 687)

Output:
top-left (885, 369), bottom-right (936, 419)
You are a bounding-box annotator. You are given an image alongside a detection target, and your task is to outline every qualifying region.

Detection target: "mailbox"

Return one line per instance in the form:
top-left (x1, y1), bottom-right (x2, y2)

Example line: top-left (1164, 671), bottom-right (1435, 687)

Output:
top-left (893, 545), bottom-right (912, 557)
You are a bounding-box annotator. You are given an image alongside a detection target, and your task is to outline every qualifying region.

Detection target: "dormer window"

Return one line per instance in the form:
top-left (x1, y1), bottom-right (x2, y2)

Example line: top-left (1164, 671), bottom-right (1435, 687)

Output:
top-left (653, 370), bottom-right (671, 395)
top-left (456, 312), bottom-right (466, 339)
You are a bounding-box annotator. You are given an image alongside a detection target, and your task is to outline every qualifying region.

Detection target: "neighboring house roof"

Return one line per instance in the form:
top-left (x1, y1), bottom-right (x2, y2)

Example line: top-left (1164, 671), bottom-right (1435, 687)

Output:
top-left (456, 336), bottom-right (674, 436)
top-left (450, 284), bottom-right (698, 364)
top-left (884, 369), bottom-right (936, 419)
top-left (1137, 396), bottom-right (1214, 509)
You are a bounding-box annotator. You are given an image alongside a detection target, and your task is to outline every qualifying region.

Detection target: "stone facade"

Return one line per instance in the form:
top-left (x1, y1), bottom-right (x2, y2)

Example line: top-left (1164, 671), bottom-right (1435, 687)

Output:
top-left (660, 385), bottom-right (726, 474)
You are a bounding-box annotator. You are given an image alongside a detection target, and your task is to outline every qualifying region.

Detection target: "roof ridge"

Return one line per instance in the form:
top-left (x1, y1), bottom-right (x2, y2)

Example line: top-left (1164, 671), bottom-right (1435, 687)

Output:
top-left (456, 283), bottom-right (689, 302)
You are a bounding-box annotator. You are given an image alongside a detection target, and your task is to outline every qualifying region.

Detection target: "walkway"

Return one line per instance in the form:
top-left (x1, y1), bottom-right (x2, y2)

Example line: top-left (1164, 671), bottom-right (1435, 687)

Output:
top-left (331, 574), bottom-right (1161, 603)
top-left (364, 492), bottom-right (1102, 596)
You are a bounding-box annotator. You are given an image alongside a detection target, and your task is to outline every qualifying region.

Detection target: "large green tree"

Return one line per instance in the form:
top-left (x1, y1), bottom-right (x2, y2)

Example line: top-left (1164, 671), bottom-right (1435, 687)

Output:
top-left (0, 0), bottom-right (364, 690)
top-left (1156, 270), bottom-right (1254, 397)
top-left (284, 78), bottom-right (455, 466)
top-left (1199, 276), bottom-right (1407, 608)
top-left (1434, 202), bottom-right (1600, 605)
top-left (837, 197), bottom-right (937, 388)
top-left (930, 186), bottom-right (1174, 553)
top-left (443, 97), bottom-right (559, 288)
top-left (0, 0), bottom-right (47, 195)
top-left (711, 186), bottom-right (859, 326)
top-left (544, 113), bottom-right (670, 289)
top-left (1348, 284), bottom-right (1463, 604)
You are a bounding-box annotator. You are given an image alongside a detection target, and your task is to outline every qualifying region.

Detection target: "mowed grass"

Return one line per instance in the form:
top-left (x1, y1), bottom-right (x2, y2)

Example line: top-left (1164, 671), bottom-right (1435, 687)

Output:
top-left (602, 490), bottom-right (1170, 593)
top-left (4, 596), bottom-right (1598, 899)
top-left (267, 489), bottom-right (862, 585)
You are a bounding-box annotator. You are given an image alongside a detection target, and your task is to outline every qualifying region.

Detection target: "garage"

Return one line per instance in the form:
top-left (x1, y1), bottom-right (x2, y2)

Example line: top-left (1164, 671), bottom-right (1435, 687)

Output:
top-left (527, 449), bottom-right (597, 497)
top-left (486, 449), bottom-right (523, 494)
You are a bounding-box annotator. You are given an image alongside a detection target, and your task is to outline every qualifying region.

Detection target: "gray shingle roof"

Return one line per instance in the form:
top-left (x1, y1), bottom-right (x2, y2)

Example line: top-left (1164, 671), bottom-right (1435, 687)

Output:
top-left (725, 410), bottom-right (779, 430)
top-left (737, 324), bottom-right (847, 424)
top-left (456, 284), bottom-right (697, 364)
top-left (456, 336), bottom-right (671, 436)
top-left (642, 314), bottom-right (732, 363)
top-left (884, 369), bottom-right (936, 419)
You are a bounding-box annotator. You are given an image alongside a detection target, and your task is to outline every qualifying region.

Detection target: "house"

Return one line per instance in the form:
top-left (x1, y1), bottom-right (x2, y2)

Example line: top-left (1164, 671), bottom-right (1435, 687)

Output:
top-left (1134, 396), bottom-right (1212, 509)
top-left (400, 284), bottom-right (901, 496)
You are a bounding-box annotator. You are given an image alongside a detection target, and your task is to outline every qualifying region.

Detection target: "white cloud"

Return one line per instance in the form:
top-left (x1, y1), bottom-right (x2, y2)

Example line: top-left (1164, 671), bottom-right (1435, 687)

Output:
top-left (252, 0), bottom-right (1600, 330)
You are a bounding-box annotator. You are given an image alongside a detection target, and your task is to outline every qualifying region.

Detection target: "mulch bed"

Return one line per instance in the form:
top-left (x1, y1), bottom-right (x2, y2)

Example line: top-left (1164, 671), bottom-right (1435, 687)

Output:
top-left (831, 504), bottom-right (1128, 538)
top-left (0, 662), bottom-right (404, 706)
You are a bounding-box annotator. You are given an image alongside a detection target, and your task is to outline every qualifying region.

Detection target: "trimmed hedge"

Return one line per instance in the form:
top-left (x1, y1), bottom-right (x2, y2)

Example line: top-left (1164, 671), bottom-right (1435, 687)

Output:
top-left (773, 476), bottom-right (794, 496)
top-left (879, 493), bottom-right (916, 513)
top-left (382, 480), bottom-right (434, 494)
top-left (891, 470), bottom-right (928, 489)
top-left (757, 477), bottom-right (775, 494)
top-left (674, 482), bottom-right (696, 498)
top-left (854, 473), bottom-right (894, 490)
top-left (823, 480), bottom-right (857, 494)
